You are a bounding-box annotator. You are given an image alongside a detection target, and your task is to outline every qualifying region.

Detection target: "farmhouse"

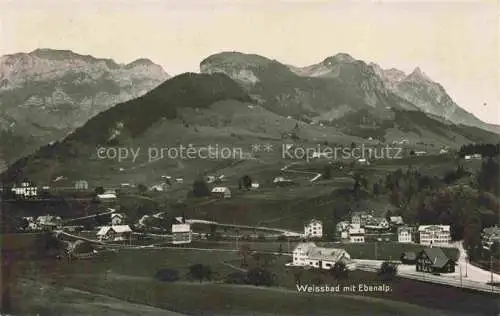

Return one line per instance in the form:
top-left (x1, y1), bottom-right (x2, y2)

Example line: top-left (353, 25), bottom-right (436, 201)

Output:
top-left (418, 225), bottom-right (451, 246)
top-left (96, 225), bottom-right (132, 241)
top-left (211, 186), bottom-right (231, 199)
top-left (292, 242), bottom-right (355, 270)
top-left (172, 223), bottom-right (192, 244)
top-left (416, 247), bottom-right (456, 274)
top-left (304, 219), bottom-right (323, 239)
top-left (397, 226), bottom-right (414, 243)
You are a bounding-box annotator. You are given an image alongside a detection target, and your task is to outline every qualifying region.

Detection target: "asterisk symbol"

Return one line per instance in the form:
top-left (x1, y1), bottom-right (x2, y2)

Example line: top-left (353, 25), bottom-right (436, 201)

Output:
top-left (263, 144), bottom-right (273, 152)
top-left (251, 144), bottom-right (261, 152)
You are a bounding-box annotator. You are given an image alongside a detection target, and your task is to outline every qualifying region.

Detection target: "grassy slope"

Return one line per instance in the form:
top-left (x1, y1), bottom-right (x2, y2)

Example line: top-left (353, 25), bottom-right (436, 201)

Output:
top-left (8, 248), bottom-right (496, 315)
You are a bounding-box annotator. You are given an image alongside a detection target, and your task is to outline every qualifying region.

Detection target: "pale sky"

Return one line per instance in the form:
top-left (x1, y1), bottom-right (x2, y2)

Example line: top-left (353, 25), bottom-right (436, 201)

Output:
top-left (1, 0), bottom-right (499, 124)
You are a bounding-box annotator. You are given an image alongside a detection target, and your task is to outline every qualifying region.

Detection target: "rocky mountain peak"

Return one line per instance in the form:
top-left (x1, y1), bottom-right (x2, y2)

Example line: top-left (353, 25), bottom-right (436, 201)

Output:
top-left (322, 53), bottom-right (356, 66)
top-left (406, 66), bottom-right (431, 82)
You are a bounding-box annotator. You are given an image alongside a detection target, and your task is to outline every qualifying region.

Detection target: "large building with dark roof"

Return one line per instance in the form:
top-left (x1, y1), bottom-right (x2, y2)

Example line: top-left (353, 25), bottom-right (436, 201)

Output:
top-left (415, 247), bottom-right (456, 274)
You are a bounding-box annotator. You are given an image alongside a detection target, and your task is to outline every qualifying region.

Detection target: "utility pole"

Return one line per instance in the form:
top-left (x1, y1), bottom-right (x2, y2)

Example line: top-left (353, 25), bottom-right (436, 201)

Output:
top-left (459, 264), bottom-right (463, 288)
top-left (490, 254), bottom-right (494, 294)
top-left (465, 255), bottom-right (468, 277)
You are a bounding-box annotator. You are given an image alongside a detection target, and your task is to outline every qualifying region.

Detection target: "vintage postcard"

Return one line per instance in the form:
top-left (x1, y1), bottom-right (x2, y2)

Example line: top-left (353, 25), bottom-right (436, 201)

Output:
top-left (1, 0), bottom-right (499, 315)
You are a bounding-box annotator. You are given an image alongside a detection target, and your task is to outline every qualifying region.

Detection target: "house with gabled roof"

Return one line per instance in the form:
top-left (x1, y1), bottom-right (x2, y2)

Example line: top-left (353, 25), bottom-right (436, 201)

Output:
top-left (291, 242), bottom-right (355, 270)
top-left (415, 247), bottom-right (456, 274)
top-left (96, 225), bottom-right (132, 241)
top-left (211, 186), bottom-right (231, 199)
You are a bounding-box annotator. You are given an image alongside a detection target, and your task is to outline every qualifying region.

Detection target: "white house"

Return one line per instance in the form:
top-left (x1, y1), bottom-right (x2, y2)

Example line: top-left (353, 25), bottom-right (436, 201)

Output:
top-left (110, 213), bottom-right (126, 225)
top-left (397, 226), bottom-right (414, 243)
top-left (97, 190), bottom-right (117, 200)
top-left (37, 215), bottom-right (62, 228)
top-left (74, 180), bottom-right (89, 190)
top-left (348, 224), bottom-right (365, 243)
top-left (11, 181), bottom-right (37, 198)
top-left (96, 225), bottom-right (132, 241)
top-left (172, 223), bottom-right (192, 244)
top-left (291, 242), bottom-right (355, 270)
top-left (418, 225), bottom-right (451, 245)
top-left (357, 158), bottom-right (370, 165)
top-left (389, 216), bottom-right (404, 226)
top-left (211, 186), bottom-right (231, 199)
top-left (150, 183), bottom-right (168, 192)
top-left (304, 219), bottom-right (323, 239)
top-left (364, 217), bottom-right (389, 230)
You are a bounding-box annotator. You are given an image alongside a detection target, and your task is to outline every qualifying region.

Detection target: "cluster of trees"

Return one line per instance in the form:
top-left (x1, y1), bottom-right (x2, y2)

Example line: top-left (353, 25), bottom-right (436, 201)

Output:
top-left (458, 143), bottom-right (500, 158)
top-left (155, 263), bottom-right (213, 283)
top-left (191, 178), bottom-right (211, 197)
top-left (238, 175), bottom-right (252, 190)
top-left (225, 267), bottom-right (275, 286)
top-left (377, 158), bottom-right (499, 261)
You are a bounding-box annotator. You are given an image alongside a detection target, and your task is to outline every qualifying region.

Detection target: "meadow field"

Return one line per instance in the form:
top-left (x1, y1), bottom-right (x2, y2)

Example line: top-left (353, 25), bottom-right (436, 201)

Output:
top-left (7, 247), bottom-right (497, 315)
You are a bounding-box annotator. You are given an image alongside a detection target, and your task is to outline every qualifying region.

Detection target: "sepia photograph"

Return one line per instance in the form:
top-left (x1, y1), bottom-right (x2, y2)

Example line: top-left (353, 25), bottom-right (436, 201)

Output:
top-left (0, 0), bottom-right (499, 315)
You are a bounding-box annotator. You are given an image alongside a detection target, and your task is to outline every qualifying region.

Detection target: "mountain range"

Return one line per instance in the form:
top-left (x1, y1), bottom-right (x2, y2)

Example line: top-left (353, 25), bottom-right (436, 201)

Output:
top-left (0, 48), bottom-right (170, 169)
top-left (1, 49), bottom-right (499, 184)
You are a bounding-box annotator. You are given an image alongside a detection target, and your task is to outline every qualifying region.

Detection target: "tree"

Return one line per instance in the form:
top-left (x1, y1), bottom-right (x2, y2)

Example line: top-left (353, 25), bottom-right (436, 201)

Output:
top-left (137, 184), bottom-right (148, 195)
top-left (293, 269), bottom-right (303, 284)
top-left (239, 244), bottom-right (252, 268)
top-left (378, 261), bottom-right (398, 281)
top-left (33, 232), bottom-right (65, 259)
top-left (246, 267), bottom-right (273, 286)
top-left (241, 175), bottom-right (252, 190)
top-left (192, 178), bottom-right (210, 197)
top-left (372, 181), bottom-right (380, 195)
top-left (188, 264), bottom-right (212, 283)
top-left (322, 165), bottom-right (332, 180)
top-left (155, 268), bottom-right (179, 282)
top-left (330, 261), bottom-right (348, 279)
top-left (94, 186), bottom-right (105, 195)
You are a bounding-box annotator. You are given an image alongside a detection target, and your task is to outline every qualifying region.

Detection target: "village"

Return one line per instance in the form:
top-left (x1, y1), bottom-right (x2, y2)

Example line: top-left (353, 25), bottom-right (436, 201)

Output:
top-left (2, 141), bottom-right (500, 316)
top-left (5, 171), bottom-right (500, 294)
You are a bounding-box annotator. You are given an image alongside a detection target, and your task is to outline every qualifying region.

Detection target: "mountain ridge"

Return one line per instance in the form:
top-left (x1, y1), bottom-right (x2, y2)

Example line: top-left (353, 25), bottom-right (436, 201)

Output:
top-left (0, 48), bottom-right (170, 167)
